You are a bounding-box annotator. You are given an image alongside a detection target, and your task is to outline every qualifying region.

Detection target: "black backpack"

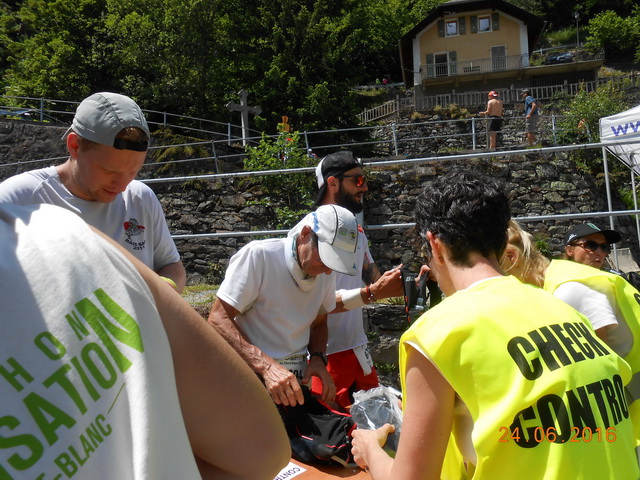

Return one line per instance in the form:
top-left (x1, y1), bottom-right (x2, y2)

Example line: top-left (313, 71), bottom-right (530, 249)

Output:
top-left (277, 387), bottom-right (356, 467)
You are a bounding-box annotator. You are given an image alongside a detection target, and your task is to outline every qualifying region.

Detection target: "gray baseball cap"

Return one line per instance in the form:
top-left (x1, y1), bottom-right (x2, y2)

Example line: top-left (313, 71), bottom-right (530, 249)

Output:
top-left (294, 204), bottom-right (359, 275)
top-left (65, 92), bottom-right (150, 151)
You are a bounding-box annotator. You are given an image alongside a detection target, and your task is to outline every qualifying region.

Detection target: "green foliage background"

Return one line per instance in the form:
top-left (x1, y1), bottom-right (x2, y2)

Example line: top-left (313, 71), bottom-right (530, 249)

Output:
top-left (1, 0), bottom-right (447, 132)
top-left (3, 0), bottom-right (638, 133)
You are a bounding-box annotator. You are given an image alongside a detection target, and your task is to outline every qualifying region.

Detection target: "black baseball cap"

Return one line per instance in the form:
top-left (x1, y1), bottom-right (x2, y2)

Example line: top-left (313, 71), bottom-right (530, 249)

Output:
top-left (314, 151), bottom-right (362, 205)
top-left (564, 223), bottom-right (622, 246)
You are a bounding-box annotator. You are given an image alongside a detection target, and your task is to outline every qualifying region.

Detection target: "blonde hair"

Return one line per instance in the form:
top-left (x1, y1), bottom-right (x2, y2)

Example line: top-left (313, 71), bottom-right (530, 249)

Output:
top-left (500, 219), bottom-right (549, 287)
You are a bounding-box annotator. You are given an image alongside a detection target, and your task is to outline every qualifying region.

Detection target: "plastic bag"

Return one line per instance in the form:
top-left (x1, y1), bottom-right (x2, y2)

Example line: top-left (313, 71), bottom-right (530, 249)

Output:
top-left (350, 386), bottom-right (403, 454)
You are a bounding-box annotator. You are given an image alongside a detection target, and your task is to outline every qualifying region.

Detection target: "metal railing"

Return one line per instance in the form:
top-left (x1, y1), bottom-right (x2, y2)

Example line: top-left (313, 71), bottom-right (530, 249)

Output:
top-left (162, 138), bottom-right (640, 272)
top-left (0, 95), bottom-right (260, 144)
top-left (357, 75), bottom-right (639, 122)
top-left (0, 112), bottom-right (588, 176)
top-left (420, 49), bottom-right (605, 81)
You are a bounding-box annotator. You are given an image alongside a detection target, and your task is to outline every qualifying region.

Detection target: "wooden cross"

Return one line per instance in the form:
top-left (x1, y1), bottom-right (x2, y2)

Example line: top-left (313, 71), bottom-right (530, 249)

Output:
top-left (226, 89), bottom-right (262, 146)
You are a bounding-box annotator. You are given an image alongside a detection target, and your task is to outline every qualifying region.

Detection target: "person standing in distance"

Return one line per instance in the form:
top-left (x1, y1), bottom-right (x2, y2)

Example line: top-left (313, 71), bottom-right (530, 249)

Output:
top-left (311, 151), bottom-right (404, 410)
top-left (480, 90), bottom-right (503, 150)
top-left (0, 92), bottom-right (186, 292)
top-left (521, 88), bottom-right (539, 147)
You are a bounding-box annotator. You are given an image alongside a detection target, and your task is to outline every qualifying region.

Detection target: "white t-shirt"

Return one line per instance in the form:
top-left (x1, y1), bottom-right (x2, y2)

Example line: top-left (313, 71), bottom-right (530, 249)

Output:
top-left (0, 203), bottom-right (200, 479)
top-left (327, 228), bottom-right (372, 354)
top-left (0, 166), bottom-right (180, 271)
top-left (554, 281), bottom-right (633, 357)
top-left (216, 237), bottom-right (336, 360)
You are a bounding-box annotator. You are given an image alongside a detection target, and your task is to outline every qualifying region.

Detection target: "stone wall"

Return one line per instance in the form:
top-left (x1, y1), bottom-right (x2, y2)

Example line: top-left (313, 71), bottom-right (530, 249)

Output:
top-left (1, 117), bottom-right (637, 281)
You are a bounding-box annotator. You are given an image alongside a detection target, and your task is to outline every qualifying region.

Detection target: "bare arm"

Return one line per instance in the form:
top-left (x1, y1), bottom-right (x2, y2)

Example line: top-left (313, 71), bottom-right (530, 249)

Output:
top-left (156, 259), bottom-right (187, 293)
top-left (302, 313), bottom-right (336, 403)
top-left (92, 229), bottom-right (290, 480)
top-left (352, 346), bottom-right (455, 480)
top-left (332, 262), bottom-right (403, 313)
top-left (208, 298), bottom-right (305, 407)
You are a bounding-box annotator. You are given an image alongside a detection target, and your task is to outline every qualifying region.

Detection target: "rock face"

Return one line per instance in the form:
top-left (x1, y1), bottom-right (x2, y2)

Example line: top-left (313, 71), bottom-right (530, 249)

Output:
top-left (1, 117), bottom-right (636, 389)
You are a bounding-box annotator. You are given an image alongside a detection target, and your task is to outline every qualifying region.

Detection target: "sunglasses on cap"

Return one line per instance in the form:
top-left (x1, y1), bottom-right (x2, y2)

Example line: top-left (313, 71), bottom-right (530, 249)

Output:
top-left (337, 174), bottom-right (366, 187)
top-left (572, 240), bottom-right (612, 254)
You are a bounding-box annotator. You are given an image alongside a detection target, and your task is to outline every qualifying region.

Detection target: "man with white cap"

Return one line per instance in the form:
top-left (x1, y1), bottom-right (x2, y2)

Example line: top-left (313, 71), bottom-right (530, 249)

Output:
top-left (208, 204), bottom-right (359, 407)
top-left (0, 92), bottom-right (186, 292)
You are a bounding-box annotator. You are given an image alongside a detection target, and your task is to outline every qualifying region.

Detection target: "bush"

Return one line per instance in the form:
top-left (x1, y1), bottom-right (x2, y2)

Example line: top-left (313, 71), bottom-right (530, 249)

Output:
top-left (244, 128), bottom-right (317, 229)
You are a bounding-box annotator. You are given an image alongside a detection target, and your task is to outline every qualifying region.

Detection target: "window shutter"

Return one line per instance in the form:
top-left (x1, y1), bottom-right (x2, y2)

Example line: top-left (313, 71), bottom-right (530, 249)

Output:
top-left (459, 17), bottom-right (466, 35)
top-left (470, 16), bottom-right (477, 33)
top-left (438, 19), bottom-right (445, 37)
top-left (449, 51), bottom-right (457, 75)
top-left (492, 13), bottom-right (500, 30)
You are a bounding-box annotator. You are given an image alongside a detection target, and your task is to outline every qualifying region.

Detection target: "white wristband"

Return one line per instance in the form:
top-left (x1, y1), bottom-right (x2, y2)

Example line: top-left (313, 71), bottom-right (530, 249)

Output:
top-left (339, 288), bottom-right (366, 310)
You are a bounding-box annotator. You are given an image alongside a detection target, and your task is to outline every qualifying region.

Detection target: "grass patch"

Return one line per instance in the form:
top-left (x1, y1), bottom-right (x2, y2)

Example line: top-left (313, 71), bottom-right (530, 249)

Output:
top-left (182, 284), bottom-right (218, 307)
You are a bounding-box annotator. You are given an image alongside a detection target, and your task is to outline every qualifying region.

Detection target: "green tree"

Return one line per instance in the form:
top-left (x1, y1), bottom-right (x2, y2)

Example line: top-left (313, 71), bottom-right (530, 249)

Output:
top-left (583, 9), bottom-right (640, 61)
top-left (558, 81), bottom-right (632, 186)
top-left (244, 127), bottom-right (317, 229)
top-left (4, 0), bottom-right (108, 100)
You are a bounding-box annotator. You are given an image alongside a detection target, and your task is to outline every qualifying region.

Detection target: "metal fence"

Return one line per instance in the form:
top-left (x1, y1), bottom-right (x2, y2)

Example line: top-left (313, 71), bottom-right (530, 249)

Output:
top-left (358, 75), bottom-right (640, 123)
top-left (151, 139), bottom-right (640, 271)
top-left (0, 112), bottom-right (586, 176)
top-left (0, 95), bottom-right (261, 143)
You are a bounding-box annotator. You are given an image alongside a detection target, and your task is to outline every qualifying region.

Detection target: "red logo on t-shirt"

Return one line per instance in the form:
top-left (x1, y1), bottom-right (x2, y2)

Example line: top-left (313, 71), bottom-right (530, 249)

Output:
top-left (124, 218), bottom-right (145, 239)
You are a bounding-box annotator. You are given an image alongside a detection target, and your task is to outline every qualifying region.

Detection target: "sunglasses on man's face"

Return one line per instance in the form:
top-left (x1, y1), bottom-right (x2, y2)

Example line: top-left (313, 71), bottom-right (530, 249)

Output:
top-left (573, 240), bottom-right (612, 254)
top-left (337, 174), bottom-right (367, 187)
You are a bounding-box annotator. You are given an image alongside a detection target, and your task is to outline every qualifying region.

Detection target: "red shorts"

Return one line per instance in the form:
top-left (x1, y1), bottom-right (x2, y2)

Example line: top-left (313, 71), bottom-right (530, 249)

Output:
top-left (311, 348), bottom-right (379, 410)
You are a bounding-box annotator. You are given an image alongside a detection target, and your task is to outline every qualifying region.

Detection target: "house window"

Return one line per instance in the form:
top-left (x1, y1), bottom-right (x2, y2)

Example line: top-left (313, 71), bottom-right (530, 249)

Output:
top-left (479, 16), bottom-right (491, 33)
top-left (435, 53), bottom-right (449, 76)
top-left (446, 20), bottom-right (458, 36)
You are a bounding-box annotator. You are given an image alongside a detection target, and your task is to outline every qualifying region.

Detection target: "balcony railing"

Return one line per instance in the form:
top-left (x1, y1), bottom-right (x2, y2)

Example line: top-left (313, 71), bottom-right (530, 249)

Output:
top-left (421, 49), bottom-right (604, 80)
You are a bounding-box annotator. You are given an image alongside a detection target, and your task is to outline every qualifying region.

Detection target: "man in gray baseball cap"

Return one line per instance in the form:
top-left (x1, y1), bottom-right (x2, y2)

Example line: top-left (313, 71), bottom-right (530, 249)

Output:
top-left (0, 92), bottom-right (186, 292)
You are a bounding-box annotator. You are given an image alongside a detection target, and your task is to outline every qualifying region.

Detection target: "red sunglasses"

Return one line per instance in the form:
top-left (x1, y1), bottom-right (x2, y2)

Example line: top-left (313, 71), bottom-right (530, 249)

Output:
top-left (337, 174), bottom-right (367, 187)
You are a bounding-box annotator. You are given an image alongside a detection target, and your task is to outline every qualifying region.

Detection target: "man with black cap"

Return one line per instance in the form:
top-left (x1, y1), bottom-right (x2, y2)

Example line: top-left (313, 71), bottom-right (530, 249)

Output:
top-left (521, 88), bottom-right (539, 146)
top-left (208, 204), bottom-right (359, 408)
top-left (0, 92), bottom-right (186, 292)
top-left (564, 222), bottom-right (622, 270)
top-left (311, 151), bottom-right (403, 410)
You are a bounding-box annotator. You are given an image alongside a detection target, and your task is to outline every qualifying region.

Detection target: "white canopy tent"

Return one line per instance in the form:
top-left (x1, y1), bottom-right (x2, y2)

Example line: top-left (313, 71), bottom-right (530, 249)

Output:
top-left (600, 105), bottom-right (640, 263)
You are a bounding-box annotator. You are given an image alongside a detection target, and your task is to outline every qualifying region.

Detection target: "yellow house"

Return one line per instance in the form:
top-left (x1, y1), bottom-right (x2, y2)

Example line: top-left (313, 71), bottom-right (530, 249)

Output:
top-left (399, 0), bottom-right (602, 99)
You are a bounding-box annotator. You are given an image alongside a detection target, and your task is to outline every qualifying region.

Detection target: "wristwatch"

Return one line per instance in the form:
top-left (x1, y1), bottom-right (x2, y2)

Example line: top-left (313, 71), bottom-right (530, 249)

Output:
top-left (309, 351), bottom-right (328, 366)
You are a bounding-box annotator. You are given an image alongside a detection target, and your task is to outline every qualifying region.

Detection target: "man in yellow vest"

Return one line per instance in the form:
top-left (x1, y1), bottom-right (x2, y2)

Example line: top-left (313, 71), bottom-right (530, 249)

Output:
top-left (351, 171), bottom-right (638, 479)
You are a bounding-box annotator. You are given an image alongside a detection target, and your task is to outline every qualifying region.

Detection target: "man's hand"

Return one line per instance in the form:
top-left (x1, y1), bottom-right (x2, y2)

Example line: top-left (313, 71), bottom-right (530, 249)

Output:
top-left (370, 265), bottom-right (404, 299)
top-left (416, 264), bottom-right (436, 283)
top-left (263, 362), bottom-right (305, 407)
top-left (302, 356), bottom-right (336, 404)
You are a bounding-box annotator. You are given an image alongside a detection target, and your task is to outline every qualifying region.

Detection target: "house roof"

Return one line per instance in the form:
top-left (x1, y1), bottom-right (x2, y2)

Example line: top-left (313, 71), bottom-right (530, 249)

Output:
top-left (399, 0), bottom-right (546, 86)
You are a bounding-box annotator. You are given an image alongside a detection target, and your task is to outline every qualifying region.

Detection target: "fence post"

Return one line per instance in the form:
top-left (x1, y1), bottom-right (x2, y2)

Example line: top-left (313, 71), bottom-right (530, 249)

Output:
top-left (304, 131), bottom-right (310, 153)
top-left (391, 123), bottom-right (399, 156)
top-left (39, 98), bottom-right (44, 122)
top-left (551, 115), bottom-right (557, 146)
top-left (212, 141), bottom-right (220, 173)
top-left (227, 123), bottom-right (232, 146)
top-left (471, 117), bottom-right (477, 150)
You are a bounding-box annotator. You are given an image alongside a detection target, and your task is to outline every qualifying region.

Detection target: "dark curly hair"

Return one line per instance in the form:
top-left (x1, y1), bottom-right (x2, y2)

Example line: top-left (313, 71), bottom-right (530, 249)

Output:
top-left (414, 170), bottom-right (511, 267)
